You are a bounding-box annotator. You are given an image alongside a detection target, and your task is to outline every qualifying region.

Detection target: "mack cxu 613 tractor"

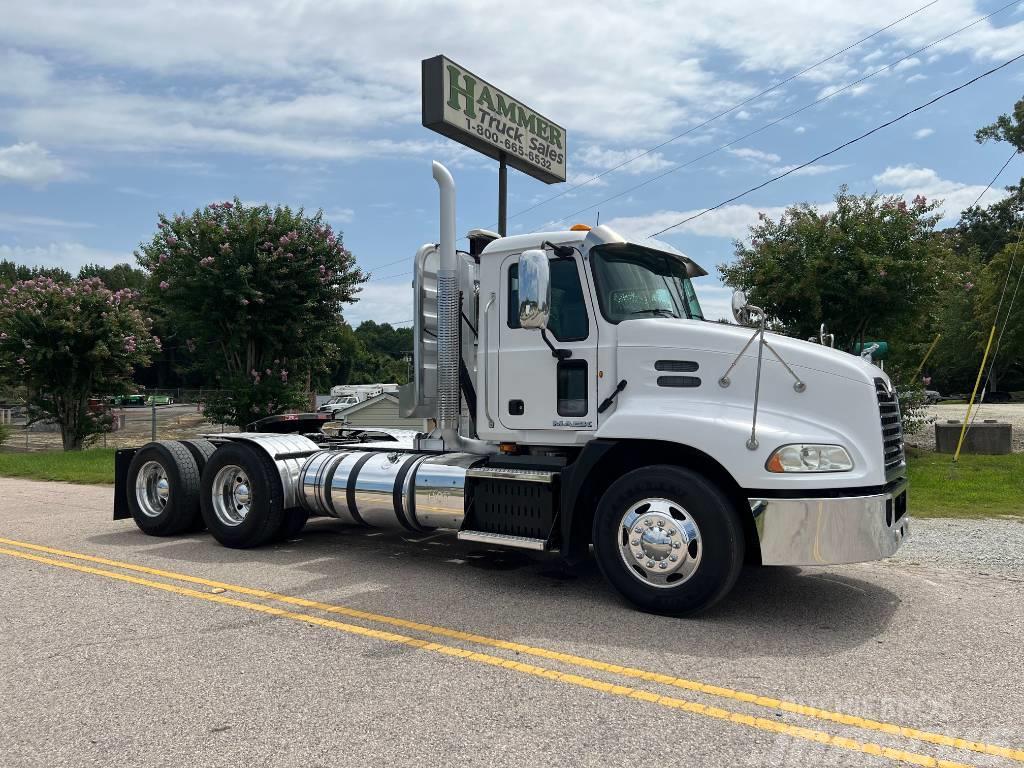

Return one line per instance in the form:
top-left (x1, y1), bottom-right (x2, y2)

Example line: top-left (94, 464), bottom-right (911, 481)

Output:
top-left (114, 161), bottom-right (908, 615)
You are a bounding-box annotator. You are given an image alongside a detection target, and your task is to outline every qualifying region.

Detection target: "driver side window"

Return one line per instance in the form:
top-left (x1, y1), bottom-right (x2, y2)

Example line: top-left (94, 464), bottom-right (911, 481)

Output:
top-left (507, 258), bottom-right (589, 341)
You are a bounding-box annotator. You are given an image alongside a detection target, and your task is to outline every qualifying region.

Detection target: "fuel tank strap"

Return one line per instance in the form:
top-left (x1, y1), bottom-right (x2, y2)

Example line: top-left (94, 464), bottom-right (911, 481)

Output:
top-left (345, 453), bottom-right (375, 526)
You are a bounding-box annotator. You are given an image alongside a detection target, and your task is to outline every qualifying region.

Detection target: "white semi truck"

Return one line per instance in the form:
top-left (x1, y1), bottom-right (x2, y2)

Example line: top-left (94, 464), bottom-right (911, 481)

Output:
top-left (114, 162), bottom-right (908, 615)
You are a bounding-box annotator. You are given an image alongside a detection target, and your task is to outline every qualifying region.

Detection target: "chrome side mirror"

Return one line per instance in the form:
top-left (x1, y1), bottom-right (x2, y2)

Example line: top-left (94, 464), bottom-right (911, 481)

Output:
top-left (731, 289), bottom-right (757, 326)
top-left (518, 249), bottom-right (551, 330)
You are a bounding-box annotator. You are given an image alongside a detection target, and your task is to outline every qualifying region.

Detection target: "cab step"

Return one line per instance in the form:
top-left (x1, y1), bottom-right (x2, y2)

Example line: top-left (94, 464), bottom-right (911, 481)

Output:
top-left (465, 466), bottom-right (557, 484)
top-left (456, 530), bottom-right (548, 551)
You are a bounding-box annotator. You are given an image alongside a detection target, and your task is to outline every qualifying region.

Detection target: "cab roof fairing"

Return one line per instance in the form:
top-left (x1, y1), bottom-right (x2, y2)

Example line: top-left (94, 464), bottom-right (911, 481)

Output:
top-left (475, 224), bottom-right (707, 279)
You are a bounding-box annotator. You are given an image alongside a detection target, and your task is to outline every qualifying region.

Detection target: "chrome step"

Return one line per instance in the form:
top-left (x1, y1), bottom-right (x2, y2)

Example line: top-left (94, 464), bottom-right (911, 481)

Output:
top-left (465, 467), bottom-right (557, 484)
top-left (456, 530), bottom-right (548, 550)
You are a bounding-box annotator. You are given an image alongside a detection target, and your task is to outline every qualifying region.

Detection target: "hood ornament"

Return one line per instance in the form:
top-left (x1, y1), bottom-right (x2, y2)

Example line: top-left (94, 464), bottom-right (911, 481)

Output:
top-left (720, 291), bottom-right (806, 450)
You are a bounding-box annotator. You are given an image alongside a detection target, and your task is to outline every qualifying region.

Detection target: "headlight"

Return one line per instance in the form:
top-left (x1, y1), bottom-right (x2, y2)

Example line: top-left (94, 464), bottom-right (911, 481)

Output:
top-left (766, 444), bottom-right (853, 473)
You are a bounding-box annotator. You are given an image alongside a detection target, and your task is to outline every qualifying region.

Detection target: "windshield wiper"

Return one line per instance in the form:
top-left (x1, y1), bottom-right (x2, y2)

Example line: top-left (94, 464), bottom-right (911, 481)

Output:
top-left (629, 308), bottom-right (679, 318)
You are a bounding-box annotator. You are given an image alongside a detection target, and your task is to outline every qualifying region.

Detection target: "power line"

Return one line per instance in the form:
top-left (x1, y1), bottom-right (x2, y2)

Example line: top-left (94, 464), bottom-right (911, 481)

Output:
top-left (539, 0), bottom-right (1020, 231)
top-left (648, 51), bottom-right (1024, 238)
top-left (968, 149), bottom-right (1020, 209)
top-left (503, 0), bottom-right (940, 224)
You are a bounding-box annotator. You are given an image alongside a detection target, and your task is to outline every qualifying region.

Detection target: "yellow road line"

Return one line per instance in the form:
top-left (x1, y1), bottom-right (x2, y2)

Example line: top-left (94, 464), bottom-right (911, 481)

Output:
top-left (2, 537), bottom-right (1018, 763)
top-left (0, 544), bottom-right (977, 768)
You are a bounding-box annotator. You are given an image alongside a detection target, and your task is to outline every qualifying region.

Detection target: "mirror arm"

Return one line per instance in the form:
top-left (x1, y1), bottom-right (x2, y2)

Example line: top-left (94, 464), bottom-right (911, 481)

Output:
top-left (541, 329), bottom-right (572, 360)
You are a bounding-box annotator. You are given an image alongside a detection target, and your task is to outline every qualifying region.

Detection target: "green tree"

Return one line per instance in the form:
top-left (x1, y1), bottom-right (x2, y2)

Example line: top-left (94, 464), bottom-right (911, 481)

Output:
top-left (78, 262), bottom-right (148, 292)
top-left (0, 277), bottom-right (159, 449)
top-left (720, 187), bottom-right (947, 351)
top-left (137, 199), bottom-right (365, 426)
top-left (0, 260), bottom-right (71, 287)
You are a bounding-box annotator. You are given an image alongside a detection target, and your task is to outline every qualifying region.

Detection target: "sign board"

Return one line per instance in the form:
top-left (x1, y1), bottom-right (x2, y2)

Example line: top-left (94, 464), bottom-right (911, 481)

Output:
top-left (422, 55), bottom-right (567, 184)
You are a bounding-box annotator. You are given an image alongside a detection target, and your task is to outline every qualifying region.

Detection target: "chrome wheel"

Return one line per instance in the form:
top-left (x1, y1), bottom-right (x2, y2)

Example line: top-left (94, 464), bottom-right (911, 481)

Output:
top-left (211, 464), bottom-right (252, 527)
top-left (618, 498), bottom-right (702, 588)
top-left (135, 461), bottom-right (170, 518)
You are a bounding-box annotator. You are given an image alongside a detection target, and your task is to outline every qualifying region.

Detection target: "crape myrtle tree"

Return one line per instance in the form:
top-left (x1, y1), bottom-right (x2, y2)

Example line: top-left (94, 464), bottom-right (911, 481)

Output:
top-left (138, 200), bottom-right (365, 427)
top-left (0, 277), bottom-right (160, 450)
top-left (719, 187), bottom-right (947, 352)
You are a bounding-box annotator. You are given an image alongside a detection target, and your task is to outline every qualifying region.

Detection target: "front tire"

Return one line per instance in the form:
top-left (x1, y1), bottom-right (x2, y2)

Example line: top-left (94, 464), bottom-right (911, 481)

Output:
top-left (200, 442), bottom-right (284, 548)
top-left (592, 465), bottom-right (744, 616)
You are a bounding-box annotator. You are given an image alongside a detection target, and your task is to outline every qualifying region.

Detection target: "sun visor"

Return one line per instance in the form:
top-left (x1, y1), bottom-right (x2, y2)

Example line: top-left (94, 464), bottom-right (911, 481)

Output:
top-left (583, 225), bottom-right (708, 278)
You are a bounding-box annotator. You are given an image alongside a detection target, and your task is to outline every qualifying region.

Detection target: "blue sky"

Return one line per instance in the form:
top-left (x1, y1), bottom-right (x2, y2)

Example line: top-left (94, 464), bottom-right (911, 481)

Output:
top-left (1, 0), bottom-right (1023, 324)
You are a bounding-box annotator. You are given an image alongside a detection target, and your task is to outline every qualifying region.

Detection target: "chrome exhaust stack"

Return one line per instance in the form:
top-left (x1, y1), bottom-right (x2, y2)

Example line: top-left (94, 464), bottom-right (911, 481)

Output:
top-left (429, 161), bottom-right (496, 455)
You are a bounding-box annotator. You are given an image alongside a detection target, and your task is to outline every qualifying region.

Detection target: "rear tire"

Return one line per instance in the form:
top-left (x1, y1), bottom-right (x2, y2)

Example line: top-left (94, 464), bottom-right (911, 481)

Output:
top-left (277, 508), bottom-right (310, 541)
top-left (200, 442), bottom-right (284, 548)
top-left (181, 440), bottom-right (218, 531)
top-left (592, 465), bottom-right (744, 616)
top-left (126, 441), bottom-right (201, 537)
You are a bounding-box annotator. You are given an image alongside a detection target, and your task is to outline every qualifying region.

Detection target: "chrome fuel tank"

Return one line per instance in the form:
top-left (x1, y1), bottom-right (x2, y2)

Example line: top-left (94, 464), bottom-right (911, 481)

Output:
top-left (299, 450), bottom-right (484, 531)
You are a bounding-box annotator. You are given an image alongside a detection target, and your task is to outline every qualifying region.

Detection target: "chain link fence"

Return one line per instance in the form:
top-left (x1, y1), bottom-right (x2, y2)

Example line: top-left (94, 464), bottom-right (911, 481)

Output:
top-left (0, 388), bottom-right (313, 453)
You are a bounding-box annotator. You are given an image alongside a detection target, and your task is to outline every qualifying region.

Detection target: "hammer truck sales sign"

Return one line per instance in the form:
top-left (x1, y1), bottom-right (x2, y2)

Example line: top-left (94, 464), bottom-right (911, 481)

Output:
top-left (422, 55), bottom-right (567, 184)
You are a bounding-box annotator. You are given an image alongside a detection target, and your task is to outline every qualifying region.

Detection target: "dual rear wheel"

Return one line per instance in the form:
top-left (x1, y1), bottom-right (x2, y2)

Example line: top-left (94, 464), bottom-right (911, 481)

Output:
top-left (125, 440), bottom-right (308, 547)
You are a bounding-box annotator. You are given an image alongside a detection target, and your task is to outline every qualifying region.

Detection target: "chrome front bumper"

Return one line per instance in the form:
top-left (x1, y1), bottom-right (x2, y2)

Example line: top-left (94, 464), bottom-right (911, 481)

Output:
top-left (749, 479), bottom-right (909, 566)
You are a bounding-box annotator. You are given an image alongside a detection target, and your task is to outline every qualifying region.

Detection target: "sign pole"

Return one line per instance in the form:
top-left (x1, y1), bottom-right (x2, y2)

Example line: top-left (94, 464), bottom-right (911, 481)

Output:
top-left (498, 153), bottom-right (507, 236)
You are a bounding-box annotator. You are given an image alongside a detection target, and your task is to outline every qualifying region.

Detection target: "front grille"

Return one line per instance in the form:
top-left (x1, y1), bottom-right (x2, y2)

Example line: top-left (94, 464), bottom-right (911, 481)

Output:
top-left (875, 378), bottom-right (905, 470)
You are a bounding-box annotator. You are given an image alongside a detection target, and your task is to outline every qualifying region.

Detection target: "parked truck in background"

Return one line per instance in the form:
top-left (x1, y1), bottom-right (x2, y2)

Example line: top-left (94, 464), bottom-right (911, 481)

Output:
top-left (113, 161), bottom-right (908, 615)
top-left (318, 384), bottom-right (399, 416)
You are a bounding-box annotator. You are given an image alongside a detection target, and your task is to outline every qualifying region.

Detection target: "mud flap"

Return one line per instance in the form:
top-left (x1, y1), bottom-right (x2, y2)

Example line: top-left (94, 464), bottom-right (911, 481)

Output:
top-left (113, 448), bottom-right (138, 520)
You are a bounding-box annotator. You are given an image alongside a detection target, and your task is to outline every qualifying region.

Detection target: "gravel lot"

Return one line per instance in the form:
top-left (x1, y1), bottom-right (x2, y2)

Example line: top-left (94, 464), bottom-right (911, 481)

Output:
top-left (904, 402), bottom-right (1024, 452)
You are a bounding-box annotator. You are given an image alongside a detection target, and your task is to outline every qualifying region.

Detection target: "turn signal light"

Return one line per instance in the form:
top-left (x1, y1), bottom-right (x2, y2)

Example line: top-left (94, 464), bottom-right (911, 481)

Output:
top-left (766, 444), bottom-right (853, 473)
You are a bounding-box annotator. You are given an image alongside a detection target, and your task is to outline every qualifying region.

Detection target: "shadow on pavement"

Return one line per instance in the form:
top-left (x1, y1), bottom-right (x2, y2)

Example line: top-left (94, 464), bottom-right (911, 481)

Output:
top-left (88, 517), bottom-right (899, 660)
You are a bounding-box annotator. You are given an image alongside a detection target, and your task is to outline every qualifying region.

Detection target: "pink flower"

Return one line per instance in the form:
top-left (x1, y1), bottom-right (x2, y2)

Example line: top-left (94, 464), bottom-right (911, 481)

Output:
top-left (159, 281), bottom-right (170, 290)
top-left (166, 235), bottom-right (178, 246)
top-left (241, 298), bottom-right (249, 305)
top-left (964, 282), bottom-right (974, 292)
top-left (159, 254), bottom-right (167, 263)
top-left (16, 358), bottom-right (25, 365)
top-left (280, 369), bottom-right (288, 383)
top-left (219, 243), bottom-right (231, 253)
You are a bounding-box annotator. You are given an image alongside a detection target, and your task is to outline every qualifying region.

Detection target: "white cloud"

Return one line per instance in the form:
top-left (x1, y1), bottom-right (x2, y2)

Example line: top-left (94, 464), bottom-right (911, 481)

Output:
top-left (794, 125), bottom-right (807, 134)
top-left (894, 57), bottom-right (922, 71)
top-left (913, 128), bottom-right (934, 139)
top-left (0, 213), bottom-right (95, 233)
top-left (0, 143), bottom-right (69, 186)
top-left (0, 242), bottom-right (130, 271)
top-left (735, 110), bottom-right (752, 120)
top-left (873, 165), bottom-right (1007, 220)
top-left (905, 73), bottom-right (927, 83)
top-left (345, 279), bottom-right (415, 326)
top-left (770, 163), bottom-right (849, 177)
top-left (604, 203), bottom-right (790, 242)
top-left (324, 208), bottom-right (355, 224)
top-left (728, 147), bottom-right (781, 164)
top-left (577, 146), bottom-right (674, 175)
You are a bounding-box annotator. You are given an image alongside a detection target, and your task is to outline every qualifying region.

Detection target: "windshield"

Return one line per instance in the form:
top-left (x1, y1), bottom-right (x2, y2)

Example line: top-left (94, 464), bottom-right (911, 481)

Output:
top-left (590, 245), bottom-right (704, 322)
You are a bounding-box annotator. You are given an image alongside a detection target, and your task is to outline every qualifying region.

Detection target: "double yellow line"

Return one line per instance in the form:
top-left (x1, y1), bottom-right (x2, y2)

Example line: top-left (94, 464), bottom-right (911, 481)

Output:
top-left (1, 535), bottom-right (1018, 768)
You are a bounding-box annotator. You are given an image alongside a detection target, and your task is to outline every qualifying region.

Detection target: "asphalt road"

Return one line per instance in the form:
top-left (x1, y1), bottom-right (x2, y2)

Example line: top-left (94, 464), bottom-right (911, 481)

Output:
top-left (1, 478), bottom-right (1022, 768)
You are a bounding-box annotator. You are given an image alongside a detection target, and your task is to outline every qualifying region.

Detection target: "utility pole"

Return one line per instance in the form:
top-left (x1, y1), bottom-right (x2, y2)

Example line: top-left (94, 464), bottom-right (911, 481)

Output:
top-left (498, 153), bottom-right (507, 236)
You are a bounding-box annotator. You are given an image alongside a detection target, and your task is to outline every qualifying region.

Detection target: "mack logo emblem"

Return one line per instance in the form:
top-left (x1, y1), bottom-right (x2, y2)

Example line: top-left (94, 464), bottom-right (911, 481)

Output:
top-left (422, 55), bottom-right (567, 184)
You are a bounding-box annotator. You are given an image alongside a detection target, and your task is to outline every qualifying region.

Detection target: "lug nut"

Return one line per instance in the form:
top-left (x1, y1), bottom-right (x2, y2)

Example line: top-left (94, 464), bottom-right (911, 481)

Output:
top-left (673, 541), bottom-right (682, 549)
top-left (658, 562), bottom-right (668, 569)
top-left (633, 527), bottom-right (642, 534)
top-left (646, 560), bottom-right (655, 568)
top-left (631, 539), bottom-right (640, 546)
top-left (669, 554), bottom-right (678, 562)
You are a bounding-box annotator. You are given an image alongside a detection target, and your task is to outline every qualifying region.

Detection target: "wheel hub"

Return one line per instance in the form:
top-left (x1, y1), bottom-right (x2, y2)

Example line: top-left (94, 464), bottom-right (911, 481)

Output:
top-left (619, 499), bottom-right (702, 588)
top-left (212, 465), bottom-right (252, 527)
top-left (135, 461), bottom-right (170, 518)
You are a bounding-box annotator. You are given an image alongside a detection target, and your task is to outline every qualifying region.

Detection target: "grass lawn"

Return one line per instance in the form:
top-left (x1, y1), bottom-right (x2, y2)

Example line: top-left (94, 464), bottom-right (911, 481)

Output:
top-left (907, 449), bottom-right (1024, 519)
top-left (0, 446), bottom-right (1019, 519)
top-left (0, 448), bottom-right (115, 485)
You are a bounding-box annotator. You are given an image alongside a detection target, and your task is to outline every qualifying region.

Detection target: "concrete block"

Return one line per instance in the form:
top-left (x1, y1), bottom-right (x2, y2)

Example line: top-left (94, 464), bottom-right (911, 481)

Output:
top-left (934, 419), bottom-right (1013, 455)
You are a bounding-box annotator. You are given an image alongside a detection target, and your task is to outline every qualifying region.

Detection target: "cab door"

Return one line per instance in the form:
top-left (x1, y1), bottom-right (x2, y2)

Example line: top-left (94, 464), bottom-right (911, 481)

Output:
top-left (497, 252), bottom-right (598, 433)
